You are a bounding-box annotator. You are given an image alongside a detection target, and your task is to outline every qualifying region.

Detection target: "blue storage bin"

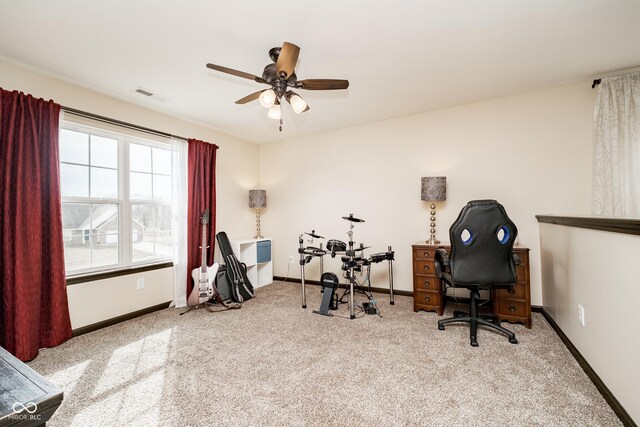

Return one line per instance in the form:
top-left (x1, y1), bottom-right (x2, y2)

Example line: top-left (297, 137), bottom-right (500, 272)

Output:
top-left (256, 240), bottom-right (271, 263)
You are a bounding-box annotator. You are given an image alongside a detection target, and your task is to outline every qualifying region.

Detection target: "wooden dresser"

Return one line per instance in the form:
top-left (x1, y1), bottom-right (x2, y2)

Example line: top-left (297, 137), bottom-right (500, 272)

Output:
top-left (411, 243), bottom-right (532, 328)
top-left (411, 244), bottom-right (446, 315)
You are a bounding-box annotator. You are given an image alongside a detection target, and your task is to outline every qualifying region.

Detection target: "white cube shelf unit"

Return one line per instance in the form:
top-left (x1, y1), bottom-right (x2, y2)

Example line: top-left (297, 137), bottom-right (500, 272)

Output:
top-left (229, 237), bottom-right (273, 288)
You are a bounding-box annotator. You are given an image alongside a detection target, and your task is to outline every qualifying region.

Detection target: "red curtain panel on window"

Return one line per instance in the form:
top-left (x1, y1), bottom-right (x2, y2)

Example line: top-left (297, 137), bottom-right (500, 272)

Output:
top-left (0, 88), bottom-right (72, 361)
top-left (187, 139), bottom-right (218, 298)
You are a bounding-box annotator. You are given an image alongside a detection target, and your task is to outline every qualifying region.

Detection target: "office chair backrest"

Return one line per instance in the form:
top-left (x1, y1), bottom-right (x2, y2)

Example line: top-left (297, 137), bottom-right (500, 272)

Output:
top-left (448, 200), bottom-right (518, 286)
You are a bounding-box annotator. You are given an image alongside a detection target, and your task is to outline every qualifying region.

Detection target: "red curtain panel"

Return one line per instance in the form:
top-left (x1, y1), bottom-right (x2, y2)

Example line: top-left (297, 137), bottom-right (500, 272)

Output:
top-left (187, 139), bottom-right (218, 297)
top-left (0, 88), bottom-right (72, 361)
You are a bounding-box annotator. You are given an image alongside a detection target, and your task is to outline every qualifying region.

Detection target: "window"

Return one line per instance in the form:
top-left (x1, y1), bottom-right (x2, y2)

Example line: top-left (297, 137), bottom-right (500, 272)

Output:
top-left (129, 143), bottom-right (172, 262)
top-left (59, 124), bottom-right (172, 275)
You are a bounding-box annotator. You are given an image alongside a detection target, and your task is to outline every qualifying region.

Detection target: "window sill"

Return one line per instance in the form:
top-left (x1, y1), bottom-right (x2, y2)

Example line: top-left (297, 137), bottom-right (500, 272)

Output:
top-left (65, 261), bottom-right (173, 285)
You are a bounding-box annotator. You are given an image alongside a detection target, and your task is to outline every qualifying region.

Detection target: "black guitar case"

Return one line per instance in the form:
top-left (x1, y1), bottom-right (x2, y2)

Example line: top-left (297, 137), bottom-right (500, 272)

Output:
top-left (214, 265), bottom-right (232, 301)
top-left (216, 231), bottom-right (255, 303)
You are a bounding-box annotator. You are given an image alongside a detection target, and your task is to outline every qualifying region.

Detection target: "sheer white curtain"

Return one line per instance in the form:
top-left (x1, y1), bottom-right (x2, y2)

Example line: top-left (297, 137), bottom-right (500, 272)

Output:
top-left (171, 137), bottom-right (189, 307)
top-left (592, 71), bottom-right (640, 217)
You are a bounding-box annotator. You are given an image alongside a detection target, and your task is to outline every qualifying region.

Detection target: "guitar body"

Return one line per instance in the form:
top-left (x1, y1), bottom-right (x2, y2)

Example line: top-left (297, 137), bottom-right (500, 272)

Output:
top-left (187, 208), bottom-right (221, 307)
top-left (188, 262), bottom-right (219, 306)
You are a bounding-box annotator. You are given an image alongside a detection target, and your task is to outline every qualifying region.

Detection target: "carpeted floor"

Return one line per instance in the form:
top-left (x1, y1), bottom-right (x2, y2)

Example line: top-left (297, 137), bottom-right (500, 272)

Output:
top-left (28, 281), bottom-right (621, 426)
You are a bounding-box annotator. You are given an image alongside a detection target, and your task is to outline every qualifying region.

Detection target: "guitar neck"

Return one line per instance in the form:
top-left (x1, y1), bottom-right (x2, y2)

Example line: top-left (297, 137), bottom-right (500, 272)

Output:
top-left (201, 221), bottom-right (207, 272)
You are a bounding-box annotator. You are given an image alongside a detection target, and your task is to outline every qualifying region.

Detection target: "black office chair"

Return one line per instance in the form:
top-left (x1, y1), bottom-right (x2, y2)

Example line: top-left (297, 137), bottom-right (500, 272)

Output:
top-left (434, 200), bottom-right (519, 347)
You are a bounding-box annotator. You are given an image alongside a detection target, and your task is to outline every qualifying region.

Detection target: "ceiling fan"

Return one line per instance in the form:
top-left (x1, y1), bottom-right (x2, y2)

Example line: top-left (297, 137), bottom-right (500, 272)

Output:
top-left (206, 42), bottom-right (349, 130)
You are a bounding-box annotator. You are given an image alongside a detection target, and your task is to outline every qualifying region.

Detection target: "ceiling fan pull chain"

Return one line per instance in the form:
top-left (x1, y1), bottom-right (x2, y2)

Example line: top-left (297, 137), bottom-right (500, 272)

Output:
top-left (279, 117), bottom-right (283, 132)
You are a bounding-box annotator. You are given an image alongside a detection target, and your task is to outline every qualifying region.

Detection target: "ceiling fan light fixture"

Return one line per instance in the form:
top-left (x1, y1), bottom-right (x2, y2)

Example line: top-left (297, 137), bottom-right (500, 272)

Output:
top-left (259, 89), bottom-right (276, 108)
top-left (288, 93), bottom-right (307, 114)
top-left (205, 41), bottom-right (349, 128)
top-left (268, 100), bottom-right (281, 120)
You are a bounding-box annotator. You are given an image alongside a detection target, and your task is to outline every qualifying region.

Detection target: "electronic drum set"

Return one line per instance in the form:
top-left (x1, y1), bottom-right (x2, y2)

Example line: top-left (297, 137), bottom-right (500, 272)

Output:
top-left (298, 214), bottom-right (395, 319)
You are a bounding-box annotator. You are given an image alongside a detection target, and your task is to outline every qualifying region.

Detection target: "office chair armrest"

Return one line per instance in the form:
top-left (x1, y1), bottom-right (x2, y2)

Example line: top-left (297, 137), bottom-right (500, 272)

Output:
top-left (434, 248), bottom-right (449, 278)
top-left (512, 253), bottom-right (520, 265)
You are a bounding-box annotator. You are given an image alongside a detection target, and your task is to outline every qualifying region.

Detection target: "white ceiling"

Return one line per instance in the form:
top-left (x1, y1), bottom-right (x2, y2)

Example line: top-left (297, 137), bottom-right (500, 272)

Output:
top-left (1, 1), bottom-right (639, 144)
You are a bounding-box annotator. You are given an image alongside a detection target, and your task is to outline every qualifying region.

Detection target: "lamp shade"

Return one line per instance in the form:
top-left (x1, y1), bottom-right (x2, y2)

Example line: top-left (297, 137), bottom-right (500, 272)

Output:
top-left (286, 91), bottom-right (308, 114)
top-left (267, 102), bottom-right (281, 120)
top-left (421, 177), bottom-right (447, 201)
top-left (249, 190), bottom-right (267, 208)
top-left (259, 89), bottom-right (276, 108)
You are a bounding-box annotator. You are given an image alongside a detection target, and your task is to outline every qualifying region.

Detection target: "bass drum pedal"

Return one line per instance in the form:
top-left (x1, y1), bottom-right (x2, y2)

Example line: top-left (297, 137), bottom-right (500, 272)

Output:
top-left (313, 272), bottom-right (340, 316)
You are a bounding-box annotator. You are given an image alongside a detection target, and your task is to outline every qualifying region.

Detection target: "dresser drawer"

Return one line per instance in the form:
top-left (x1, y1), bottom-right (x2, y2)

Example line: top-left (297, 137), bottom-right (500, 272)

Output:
top-left (413, 247), bottom-right (436, 260)
top-left (515, 263), bottom-right (526, 283)
top-left (413, 274), bottom-right (440, 291)
top-left (414, 290), bottom-right (441, 307)
top-left (494, 282), bottom-right (527, 300)
top-left (414, 259), bottom-right (436, 275)
top-left (496, 299), bottom-right (528, 318)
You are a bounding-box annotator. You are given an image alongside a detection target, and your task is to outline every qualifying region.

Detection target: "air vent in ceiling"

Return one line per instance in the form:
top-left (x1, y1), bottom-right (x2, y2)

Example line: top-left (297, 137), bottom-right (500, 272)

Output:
top-left (135, 87), bottom-right (154, 97)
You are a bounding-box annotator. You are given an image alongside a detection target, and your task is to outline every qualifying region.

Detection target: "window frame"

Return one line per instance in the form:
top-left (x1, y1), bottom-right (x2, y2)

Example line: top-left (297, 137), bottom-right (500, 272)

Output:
top-left (60, 121), bottom-right (173, 278)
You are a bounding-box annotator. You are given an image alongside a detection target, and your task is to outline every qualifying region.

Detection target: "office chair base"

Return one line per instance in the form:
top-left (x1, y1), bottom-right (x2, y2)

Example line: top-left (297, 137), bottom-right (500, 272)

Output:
top-left (452, 310), bottom-right (498, 323)
top-left (438, 314), bottom-right (518, 346)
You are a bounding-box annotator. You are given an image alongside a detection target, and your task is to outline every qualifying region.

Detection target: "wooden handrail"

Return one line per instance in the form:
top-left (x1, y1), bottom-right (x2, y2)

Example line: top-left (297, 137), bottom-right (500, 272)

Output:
top-left (536, 215), bottom-right (640, 236)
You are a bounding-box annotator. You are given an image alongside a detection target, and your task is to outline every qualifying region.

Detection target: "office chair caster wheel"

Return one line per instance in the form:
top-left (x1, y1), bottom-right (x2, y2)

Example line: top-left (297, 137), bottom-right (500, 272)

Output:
top-left (470, 339), bottom-right (478, 347)
top-left (438, 324), bottom-right (445, 331)
top-left (509, 337), bottom-right (518, 344)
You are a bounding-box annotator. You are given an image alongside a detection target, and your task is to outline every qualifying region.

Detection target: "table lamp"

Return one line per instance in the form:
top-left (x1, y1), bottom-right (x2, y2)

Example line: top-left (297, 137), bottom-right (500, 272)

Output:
top-left (421, 177), bottom-right (446, 245)
top-left (249, 189), bottom-right (266, 239)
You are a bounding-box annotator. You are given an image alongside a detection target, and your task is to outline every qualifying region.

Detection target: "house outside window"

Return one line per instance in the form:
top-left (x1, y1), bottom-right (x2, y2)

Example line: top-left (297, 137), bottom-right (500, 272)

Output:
top-left (59, 123), bottom-right (172, 276)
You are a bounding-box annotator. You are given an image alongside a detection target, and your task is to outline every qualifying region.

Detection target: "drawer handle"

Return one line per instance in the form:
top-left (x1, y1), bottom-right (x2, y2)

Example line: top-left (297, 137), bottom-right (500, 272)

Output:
top-left (424, 280), bottom-right (430, 287)
top-left (424, 296), bottom-right (431, 302)
top-left (508, 306), bottom-right (516, 312)
top-left (423, 251), bottom-right (430, 257)
top-left (508, 288), bottom-right (516, 294)
top-left (423, 265), bottom-right (430, 271)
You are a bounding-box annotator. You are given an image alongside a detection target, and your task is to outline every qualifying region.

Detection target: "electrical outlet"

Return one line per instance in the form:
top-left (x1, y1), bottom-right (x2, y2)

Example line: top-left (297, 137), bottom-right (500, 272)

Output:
top-left (136, 278), bottom-right (145, 290)
top-left (289, 255), bottom-right (294, 263)
top-left (578, 304), bottom-right (585, 326)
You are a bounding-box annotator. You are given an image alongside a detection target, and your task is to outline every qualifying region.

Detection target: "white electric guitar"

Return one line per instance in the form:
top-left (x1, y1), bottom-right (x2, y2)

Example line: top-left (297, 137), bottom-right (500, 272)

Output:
top-left (187, 209), bottom-right (219, 306)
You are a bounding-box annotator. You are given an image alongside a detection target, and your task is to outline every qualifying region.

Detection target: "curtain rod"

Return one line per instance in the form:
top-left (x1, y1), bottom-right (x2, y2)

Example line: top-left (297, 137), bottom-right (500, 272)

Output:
top-left (592, 68), bottom-right (640, 88)
top-left (61, 106), bottom-right (189, 141)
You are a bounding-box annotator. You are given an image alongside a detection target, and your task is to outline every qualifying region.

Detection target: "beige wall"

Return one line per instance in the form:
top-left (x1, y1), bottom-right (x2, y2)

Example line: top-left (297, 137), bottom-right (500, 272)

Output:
top-left (0, 58), bottom-right (260, 328)
top-left (66, 267), bottom-right (174, 329)
top-left (539, 223), bottom-right (639, 423)
top-left (259, 82), bottom-right (596, 305)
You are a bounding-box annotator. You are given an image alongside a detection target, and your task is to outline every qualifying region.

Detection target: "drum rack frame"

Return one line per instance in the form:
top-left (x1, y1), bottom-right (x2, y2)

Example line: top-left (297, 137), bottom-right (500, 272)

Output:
top-left (298, 235), bottom-right (395, 317)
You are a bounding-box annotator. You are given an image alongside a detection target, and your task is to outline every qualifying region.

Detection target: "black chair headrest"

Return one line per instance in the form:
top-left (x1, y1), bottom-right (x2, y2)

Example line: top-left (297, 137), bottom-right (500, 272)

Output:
top-left (448, 200), bottom-right (518, 286)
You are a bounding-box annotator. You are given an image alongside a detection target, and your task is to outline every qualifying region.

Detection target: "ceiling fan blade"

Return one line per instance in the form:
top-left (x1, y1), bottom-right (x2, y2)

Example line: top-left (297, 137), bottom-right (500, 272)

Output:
top-left (235, 90), bottom-right (264, 105)
top-left (296, 79), bottom-right (350, 90)
top-left (206, 63), bottom-right (267, 84)
top-left (276, 42), bottom-right (300, 78)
